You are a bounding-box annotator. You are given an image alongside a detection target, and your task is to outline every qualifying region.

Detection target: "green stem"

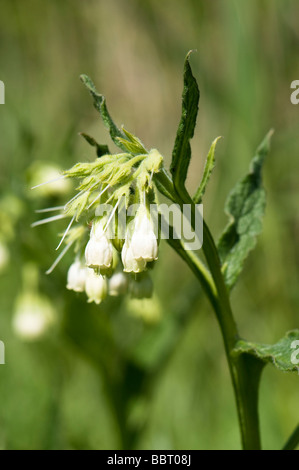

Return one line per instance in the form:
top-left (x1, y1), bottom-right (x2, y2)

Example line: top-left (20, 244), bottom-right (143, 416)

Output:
top-left (156, 169), bottom-right (263, 449)
top-left (282, 424), bottom-right (299, 450)
top-left (201, 220), bottom-right (263, 450)
top-left (167, 236), bottom-right (217, 310)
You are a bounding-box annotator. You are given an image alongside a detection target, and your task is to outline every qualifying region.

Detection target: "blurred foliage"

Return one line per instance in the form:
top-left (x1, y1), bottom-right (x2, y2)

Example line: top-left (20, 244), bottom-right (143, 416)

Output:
top-left (0, 0), bottom-right (298, 450)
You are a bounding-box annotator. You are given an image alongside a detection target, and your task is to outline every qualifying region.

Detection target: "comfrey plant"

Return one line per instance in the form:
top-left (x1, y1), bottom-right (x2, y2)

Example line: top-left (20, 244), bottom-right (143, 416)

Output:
top-left (32, 122), bottom-right (162, 303)
top-left (33, 52), bottom-right (299, 450)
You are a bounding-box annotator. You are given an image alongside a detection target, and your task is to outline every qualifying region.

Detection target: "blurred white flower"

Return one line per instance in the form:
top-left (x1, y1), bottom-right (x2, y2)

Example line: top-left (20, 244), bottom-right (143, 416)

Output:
top-left (0, 242), bottom-right (9, 273)
top-left (28, 161), bottom-right (72, 198)
top-left (66, 260), bottom-right (87, 292)
top-left (85, 268), bottom-right (107, 304)
top-left (109, 272), bottom-right (129, 296)
top-left (12, 293), bottom-right (55, 341)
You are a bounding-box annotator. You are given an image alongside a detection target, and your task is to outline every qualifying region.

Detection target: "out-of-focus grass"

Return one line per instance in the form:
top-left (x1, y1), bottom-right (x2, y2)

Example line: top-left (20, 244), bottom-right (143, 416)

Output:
top-left (0, 0), bottom-right (298, 449)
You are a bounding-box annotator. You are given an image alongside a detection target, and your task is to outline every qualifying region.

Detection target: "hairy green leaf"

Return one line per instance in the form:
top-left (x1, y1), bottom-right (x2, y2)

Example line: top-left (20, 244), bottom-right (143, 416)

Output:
top-left (232, 330), bottom-right (299, 373)
top-left (170, 51), bottom-right (200, 200)
top-left (80, 74), bottom-right (127, 151)
top-left (218, 130), bottom-right (273, 289)
top-left (193, 136), bottom-right (221, 204)
top-left (79, 132), bottom-right (110, 157)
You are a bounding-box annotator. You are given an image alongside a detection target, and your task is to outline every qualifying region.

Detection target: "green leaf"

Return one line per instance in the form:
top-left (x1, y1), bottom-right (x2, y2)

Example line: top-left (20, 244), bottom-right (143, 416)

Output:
top-left (170, 51), bottom-right (200, 200)
top-left (80, 74), bottom-right (127, 151)
top-left (154, 175), bottom-right (175, 202)
top-left (193, 136), bottom-right (221, 204)
top-left (154, 168), bottom-right (176, 203)
top-left (232, 330), bottom-right (299, 373)
top-left (218, 130), bottom-right (273, 289)
top-left (79, 132), bottom-right (110, 157)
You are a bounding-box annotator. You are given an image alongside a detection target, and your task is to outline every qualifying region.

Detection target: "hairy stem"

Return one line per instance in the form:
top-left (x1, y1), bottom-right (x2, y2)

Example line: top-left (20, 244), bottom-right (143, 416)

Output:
top-left (201, 221), bottom-right (263, 450)
top-left (156, 169), bottom-right (263, 449)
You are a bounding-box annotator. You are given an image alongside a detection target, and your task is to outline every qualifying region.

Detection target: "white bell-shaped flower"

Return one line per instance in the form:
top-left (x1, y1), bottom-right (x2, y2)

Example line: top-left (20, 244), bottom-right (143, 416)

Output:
top-left (130, 207), bottom-right (158, 262)
top-left (121, 240), bottom-right (147, 273)
top-left (85, 219), bottom-right (113, 269)
top-left (66, 260), bottom-right (87, 292)
top-left (109, 272), bottom-right (129, 296)
top-left (85, 268), bottom-right (107, 304)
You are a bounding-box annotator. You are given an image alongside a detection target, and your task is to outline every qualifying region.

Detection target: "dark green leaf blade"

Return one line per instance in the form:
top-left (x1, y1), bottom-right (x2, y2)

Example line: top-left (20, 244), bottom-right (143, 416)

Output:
top-left (193, 136), bottom-right (221, 204)
top-left (79, 132), bottom-right (110, 157)
top-left (218, 130), bottom-right (273, 289)
top-left (171, 51), bottom-right (200, 199)
top-left (80, 74), bottom-right (127, 151)
top-left (232, 330), bottom-right (299, 373)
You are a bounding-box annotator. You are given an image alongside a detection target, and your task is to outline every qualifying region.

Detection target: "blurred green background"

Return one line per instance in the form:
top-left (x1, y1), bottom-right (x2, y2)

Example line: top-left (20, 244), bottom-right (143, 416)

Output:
top-left (0, 0), bottom-right (298, 450)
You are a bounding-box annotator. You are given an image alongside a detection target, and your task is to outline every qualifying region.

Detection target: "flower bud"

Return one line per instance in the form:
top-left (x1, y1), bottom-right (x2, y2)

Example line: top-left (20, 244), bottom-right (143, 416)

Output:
top-left (109, 272), bottom-right (129, 296)
top-left (130, 207), bottom-right (158, 262)
top-left (85, 268), bottom-right (107, 304)
top-left (121, 240), bottom-right (147, 273)
top-left (85, 219), bottom-right (113, 270)
top-left (129, 272), bottom-right (153, 299)
top-left (66, 260), bottom-right (87, 292)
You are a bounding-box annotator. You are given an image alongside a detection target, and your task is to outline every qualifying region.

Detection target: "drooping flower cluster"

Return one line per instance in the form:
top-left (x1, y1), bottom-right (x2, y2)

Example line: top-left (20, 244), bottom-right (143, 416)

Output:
top-left (32, 129), bottom-right (163, 305)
